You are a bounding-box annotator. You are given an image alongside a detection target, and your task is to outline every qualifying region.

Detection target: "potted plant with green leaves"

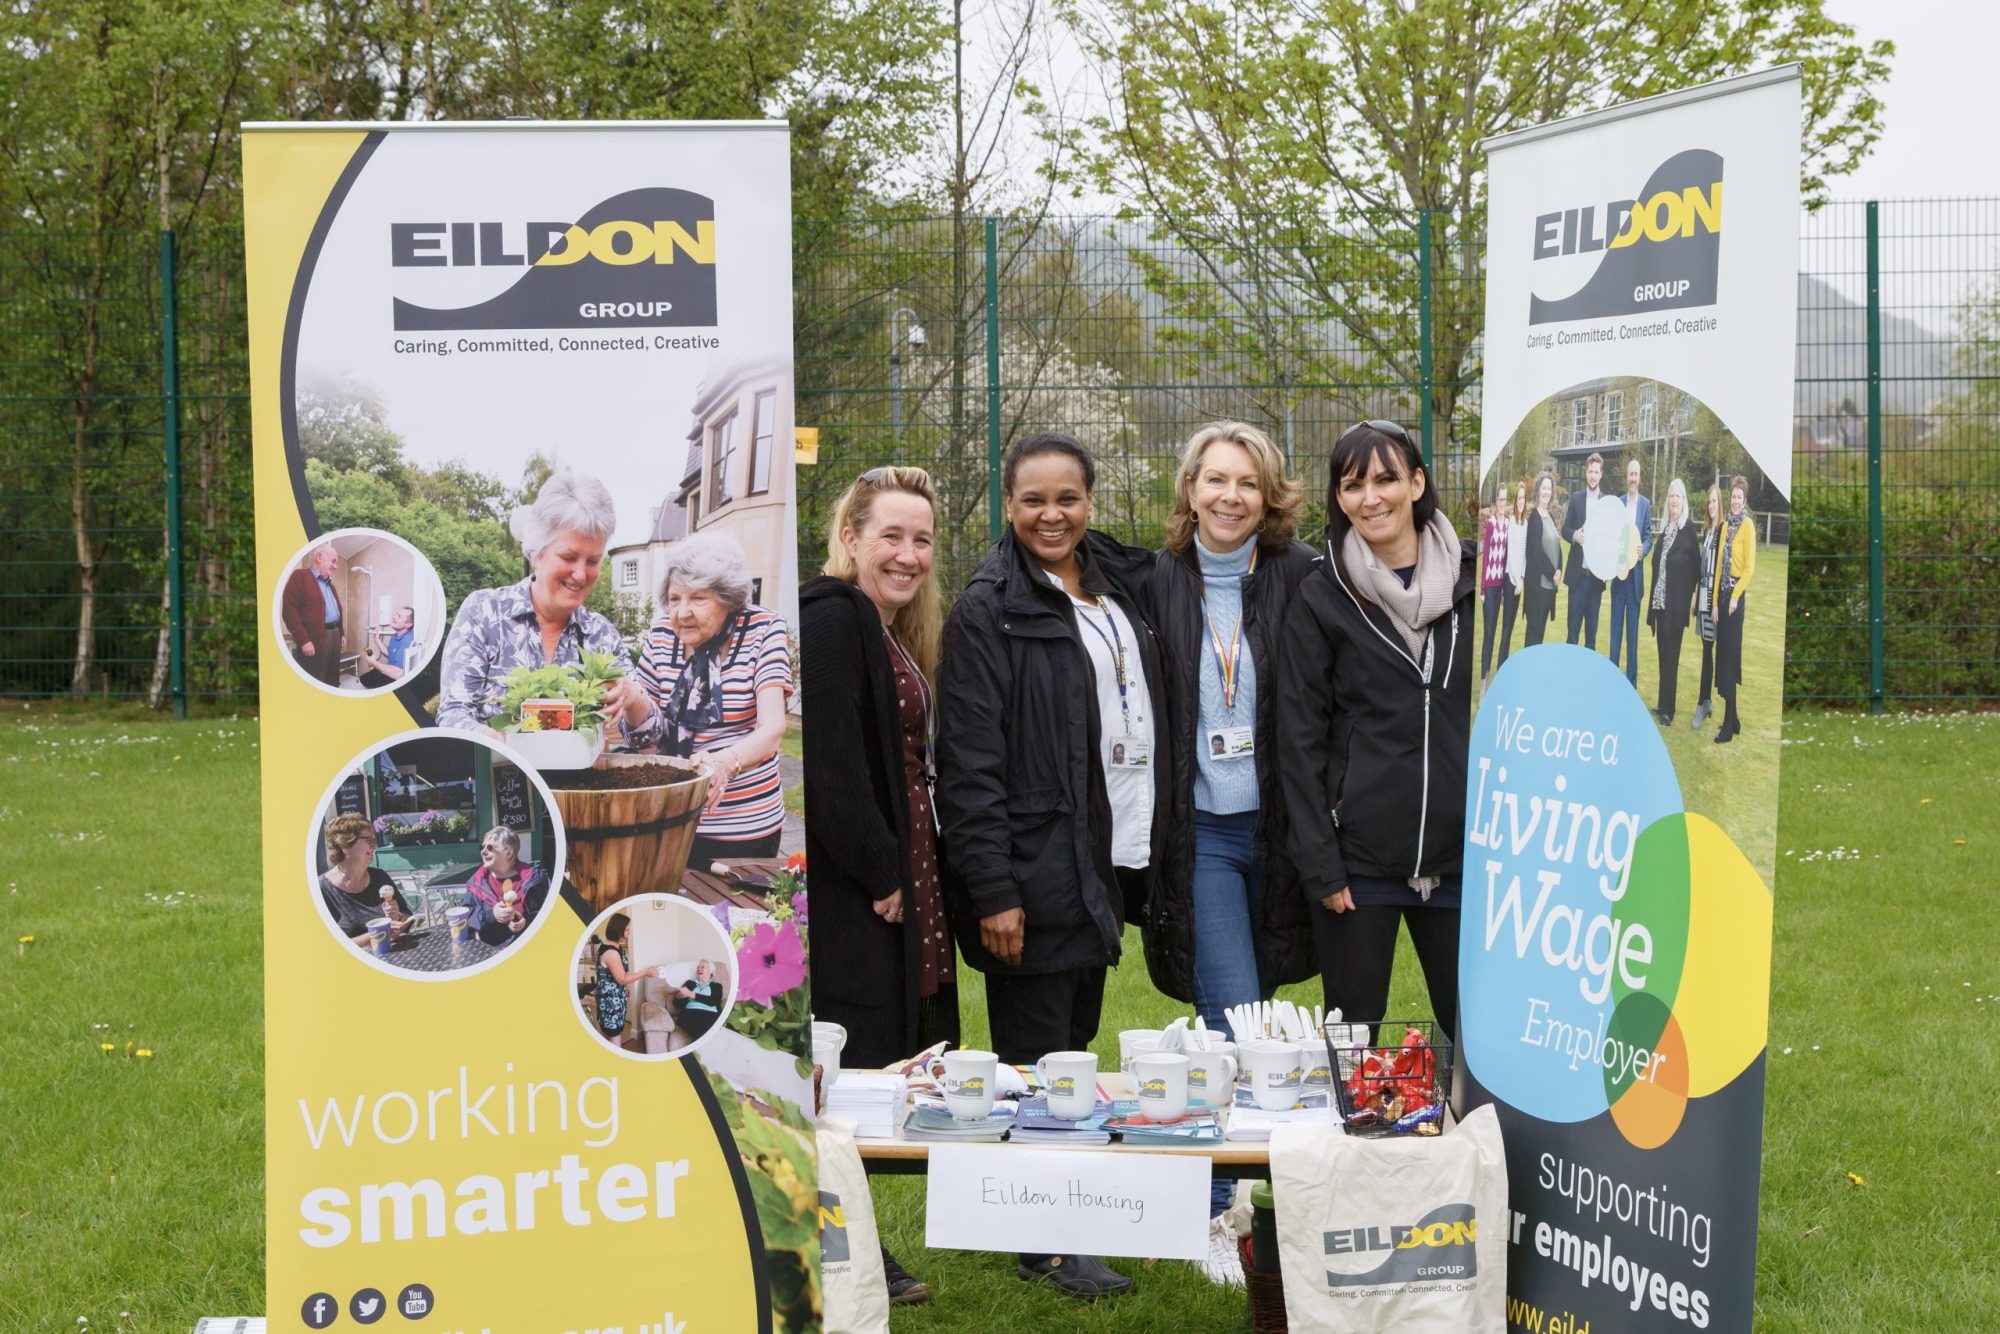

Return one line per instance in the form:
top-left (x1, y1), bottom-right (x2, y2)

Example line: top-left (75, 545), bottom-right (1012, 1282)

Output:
top-left (491, 649), bottom-right (627, 770)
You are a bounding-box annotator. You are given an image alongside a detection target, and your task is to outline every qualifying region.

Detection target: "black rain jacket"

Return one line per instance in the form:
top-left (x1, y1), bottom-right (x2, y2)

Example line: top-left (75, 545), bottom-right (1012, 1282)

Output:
top-left (1278, 523), bottom-right (1476, 899)
top-left (935, 529), bottom-right (1169, 975)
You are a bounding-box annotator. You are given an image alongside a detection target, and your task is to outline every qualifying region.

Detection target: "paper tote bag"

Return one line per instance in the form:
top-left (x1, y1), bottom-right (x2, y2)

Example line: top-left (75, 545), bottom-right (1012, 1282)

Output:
top-left (1270, 1104), bottom-right (1509, 1332)
top-left (817, 1116), bottom-right (890, 1334)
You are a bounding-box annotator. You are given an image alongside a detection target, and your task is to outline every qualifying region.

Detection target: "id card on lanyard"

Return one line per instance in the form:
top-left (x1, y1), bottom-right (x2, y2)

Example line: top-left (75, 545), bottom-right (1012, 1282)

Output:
top-left (1203, 546), bottom-right (1258, 762)
top-left (1077, 593), bottom-right (1151, 770)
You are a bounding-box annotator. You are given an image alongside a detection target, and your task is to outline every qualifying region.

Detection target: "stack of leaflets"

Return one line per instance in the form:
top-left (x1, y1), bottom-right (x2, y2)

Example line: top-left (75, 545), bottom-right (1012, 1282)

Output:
top-left (901, 1099), bottom-right (1015, 1142)
top-left (1102, 1101), bottom-right (1224, 1146)
top-left (1222, 1086), bottom-right (1339, 1141)
top-left (1009, 1094), bottom-right (1114, 1146)
top-left (824, 1070), bottom-right (907, 1139)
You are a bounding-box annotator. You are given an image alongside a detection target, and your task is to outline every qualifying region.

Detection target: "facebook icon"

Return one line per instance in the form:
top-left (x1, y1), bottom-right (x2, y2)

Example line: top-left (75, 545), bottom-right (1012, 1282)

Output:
top-left (301, 1291), bottom-right (338, 1327)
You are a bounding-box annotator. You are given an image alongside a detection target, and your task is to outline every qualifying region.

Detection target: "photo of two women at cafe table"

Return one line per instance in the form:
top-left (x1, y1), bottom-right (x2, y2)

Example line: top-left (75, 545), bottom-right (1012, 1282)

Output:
top-left (800, 420), bottom-right (1501, 1324)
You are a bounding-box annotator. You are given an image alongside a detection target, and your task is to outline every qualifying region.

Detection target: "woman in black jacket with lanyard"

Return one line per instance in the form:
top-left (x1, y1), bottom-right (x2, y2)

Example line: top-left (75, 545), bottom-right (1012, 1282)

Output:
top-left (936, 431), bottom-right (1166, 1300)
top-left (1279, 420), bottom-right (1474, 1040)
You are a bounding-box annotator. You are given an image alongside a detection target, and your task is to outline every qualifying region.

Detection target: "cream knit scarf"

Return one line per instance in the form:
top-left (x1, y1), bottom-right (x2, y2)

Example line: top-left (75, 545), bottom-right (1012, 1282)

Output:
top-left (1342, 509), bottom-right (1461, 662)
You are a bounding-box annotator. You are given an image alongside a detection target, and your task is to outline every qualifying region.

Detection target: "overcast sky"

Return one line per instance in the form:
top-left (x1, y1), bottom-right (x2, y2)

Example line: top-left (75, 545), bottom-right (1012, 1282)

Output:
top-left (1822, 0), bottom-right (2000, 199)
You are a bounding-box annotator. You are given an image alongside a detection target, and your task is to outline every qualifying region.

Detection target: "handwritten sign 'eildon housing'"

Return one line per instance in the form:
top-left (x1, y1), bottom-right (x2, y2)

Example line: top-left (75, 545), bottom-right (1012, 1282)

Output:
top-left (923, 1145), bottom-right (1209, 1260)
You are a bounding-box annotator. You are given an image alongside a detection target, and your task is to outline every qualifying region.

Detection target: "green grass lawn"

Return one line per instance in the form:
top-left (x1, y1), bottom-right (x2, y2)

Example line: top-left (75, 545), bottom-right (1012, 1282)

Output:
top-left (2, 701), bottom-right (1995, 1329)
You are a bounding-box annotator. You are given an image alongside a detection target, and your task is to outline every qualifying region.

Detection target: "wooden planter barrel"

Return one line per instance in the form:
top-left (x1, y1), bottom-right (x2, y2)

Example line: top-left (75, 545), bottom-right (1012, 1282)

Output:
top-left (547, 754), bottom-right (709, 913)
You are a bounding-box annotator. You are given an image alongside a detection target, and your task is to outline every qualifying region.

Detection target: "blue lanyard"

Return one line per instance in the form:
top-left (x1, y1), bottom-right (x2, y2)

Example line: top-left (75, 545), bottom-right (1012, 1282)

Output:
top-left (1075, 595), bottom-right (1132, 733)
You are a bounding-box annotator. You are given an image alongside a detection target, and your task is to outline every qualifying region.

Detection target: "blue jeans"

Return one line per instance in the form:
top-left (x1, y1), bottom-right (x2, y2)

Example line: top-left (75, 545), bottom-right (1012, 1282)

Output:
top-left (1608, 571), bottom-right (1642, 685)
top-left (1192, 809), bottom-right (1264, 1213)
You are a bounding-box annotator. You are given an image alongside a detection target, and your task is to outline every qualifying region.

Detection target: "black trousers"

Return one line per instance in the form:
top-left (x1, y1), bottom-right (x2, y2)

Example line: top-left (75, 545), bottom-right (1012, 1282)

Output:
top-left (1654, 616), bottom-right (1687, 721)
top-left (1312, 901), bottom-right (1460, 1043)
top-left (1481, 583), bottom-right (1520, 678)
top-left (983, 965), bottom-right (1107, 1066)
top-left (1523, 585), bottom-right (1554, 646)
top-left (1697, 634), bottom-right (1715, 705)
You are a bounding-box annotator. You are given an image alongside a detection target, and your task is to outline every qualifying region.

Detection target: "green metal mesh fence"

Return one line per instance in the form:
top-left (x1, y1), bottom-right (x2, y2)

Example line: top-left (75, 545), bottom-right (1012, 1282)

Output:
top-left (1, 205), bottom-right (1993, 709)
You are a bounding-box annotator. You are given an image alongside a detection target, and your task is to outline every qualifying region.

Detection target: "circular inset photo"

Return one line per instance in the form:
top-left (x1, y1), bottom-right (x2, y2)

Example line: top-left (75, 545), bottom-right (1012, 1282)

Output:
top-left (274, 528), bottom-right (447, 697)
top-left (308, 729), bottom-right (566, 980)
top-left (572, 894), bottom-right (737, 1060)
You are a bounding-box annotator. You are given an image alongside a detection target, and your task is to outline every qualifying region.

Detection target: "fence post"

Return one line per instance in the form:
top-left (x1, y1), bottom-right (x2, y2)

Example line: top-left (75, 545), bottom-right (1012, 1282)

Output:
top-left (160, 229), bottom-right (187, 721)
top-left (984, 215), bottom-right (1003, 541)
top-left (1865, 202), bottom-right (1884, 714)
top-left (1418, 208), bottom-right (1434, 471)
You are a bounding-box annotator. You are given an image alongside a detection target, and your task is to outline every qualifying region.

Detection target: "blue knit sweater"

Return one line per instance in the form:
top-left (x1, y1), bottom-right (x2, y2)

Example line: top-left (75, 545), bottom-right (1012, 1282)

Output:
top-left (1194, 537), bottom-right (1260, 814)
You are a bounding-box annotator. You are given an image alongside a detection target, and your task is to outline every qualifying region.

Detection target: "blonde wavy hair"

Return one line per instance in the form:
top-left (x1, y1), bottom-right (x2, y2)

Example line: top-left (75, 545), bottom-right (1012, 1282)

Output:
top-left (822, 466), bottom-right (942, 683)
top-left (1164, 421), bottom-right (1304, 555)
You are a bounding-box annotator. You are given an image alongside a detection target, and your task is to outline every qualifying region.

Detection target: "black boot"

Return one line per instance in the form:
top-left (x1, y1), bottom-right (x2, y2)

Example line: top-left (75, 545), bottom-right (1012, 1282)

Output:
top-left (1017, 1253), bottom-right (1135, 1299)
top-left (882, 1247), bottom-right (931, 1306)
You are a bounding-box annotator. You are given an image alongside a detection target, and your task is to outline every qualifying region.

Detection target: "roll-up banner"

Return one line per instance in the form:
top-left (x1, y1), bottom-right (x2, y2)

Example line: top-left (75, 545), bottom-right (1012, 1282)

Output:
top-left (1461, 68), bottom-right (1800, 1332)
top-left (245, 123), bottom-right (818, 1333)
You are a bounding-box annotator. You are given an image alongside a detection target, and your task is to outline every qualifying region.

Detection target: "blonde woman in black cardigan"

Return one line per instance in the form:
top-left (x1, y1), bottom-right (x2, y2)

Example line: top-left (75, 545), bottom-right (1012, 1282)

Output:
top-left (800, 466), bottom-right (955, 1307)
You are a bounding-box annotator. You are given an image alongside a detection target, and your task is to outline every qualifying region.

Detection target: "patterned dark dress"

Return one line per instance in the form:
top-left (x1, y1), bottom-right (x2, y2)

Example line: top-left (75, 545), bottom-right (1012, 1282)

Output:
top-left (594, 946), bottom-right (630, 1038)
top-left (887, 628), bottom-right (953, 1000)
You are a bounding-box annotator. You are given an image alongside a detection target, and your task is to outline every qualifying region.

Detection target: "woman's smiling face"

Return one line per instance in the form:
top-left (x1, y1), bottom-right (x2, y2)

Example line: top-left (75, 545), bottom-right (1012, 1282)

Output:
top-left (844, 490), bottom-right (935, 617)
top-left (531, 530), bottom-right (605, 616)
top-left (1007, 451), bottom-right (1092, 570)
top-left (1189, 439), bottom-right (1266, 552)
top-left (1336, 442), bottom-right (1425, 549)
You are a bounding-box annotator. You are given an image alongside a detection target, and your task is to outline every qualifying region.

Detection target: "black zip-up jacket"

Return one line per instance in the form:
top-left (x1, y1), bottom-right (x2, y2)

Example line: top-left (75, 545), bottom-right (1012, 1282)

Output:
top-left (1278, 530), bottom-right (1476, 899)
top-left (1143, 538), bottom-right (1321, 1003)
top-left (935, 529), bottom-right (1169, 975)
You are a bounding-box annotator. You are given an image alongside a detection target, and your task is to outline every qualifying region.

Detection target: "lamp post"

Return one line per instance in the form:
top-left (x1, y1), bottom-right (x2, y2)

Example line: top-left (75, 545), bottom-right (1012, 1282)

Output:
top-left (889, 306), bottom-right (926, 464)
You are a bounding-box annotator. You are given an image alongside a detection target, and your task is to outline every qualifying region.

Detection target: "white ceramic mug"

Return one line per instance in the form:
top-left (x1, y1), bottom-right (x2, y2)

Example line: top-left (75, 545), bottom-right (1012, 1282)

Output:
top-left (940, 1048), bottom-right (999, 1121)
top-left (1118, 1028), bottom-right (1165, 1074)
top-left (1302, 1043), bottom-right (1334, 1090)
top-left (1184, 1047), bottom-right (1239, 1110)
top-left (1131, 1051), bottom-right (1191, 1123)
top-left (1239, 1039), bottom-right (1304, 1112)
top-left (1035, 1050), bottom-right (1100, 1120)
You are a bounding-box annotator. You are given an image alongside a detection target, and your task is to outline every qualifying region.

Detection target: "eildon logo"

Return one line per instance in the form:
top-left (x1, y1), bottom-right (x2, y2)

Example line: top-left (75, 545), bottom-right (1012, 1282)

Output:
top-left (1324, 1203), bottom-right (1479, 1289)
top-left (1528, 149), bottom-right (1723, 325)
top-left (1051, 1077), bottom-right (1077, 1095)
top-left (389, 186), bottom-right (718, 332)
top-left (818, 1190), bottom-right (850, 1263)
top-left (1140, 1078), bottom-right (1169, 1097)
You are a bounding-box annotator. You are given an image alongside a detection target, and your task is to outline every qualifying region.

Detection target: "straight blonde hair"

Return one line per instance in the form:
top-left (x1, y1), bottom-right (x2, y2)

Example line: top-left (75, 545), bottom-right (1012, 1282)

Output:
top-left (822, 466), bottom-right (942, 683)
top-left (1164, 421), bottom-right (1303, 555)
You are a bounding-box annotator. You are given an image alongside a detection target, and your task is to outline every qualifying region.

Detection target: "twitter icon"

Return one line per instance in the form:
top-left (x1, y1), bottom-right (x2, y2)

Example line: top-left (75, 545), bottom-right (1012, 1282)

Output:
top-left (349, 1287), bottom-right (386, 1325)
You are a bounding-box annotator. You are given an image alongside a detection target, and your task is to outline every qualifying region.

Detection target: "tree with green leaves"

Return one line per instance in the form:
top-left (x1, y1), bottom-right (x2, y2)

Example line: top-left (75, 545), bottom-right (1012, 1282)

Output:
top-left (1065, 0), bottom-right (1892, 483)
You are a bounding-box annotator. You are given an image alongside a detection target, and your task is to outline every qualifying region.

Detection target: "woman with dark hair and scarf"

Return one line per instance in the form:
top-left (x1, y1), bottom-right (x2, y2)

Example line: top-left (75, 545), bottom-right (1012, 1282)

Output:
top-left (1278, 420), bottom-right (1475, 1039)
top-left (620, 531), bottom-right (794, 864)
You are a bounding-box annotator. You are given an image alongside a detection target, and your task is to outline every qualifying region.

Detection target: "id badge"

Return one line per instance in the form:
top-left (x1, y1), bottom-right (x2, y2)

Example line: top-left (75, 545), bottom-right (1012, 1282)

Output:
top-left (1108, 736), bottom-right (1152, 769)
top-left (1206, 726), bottom-right (1255, 760)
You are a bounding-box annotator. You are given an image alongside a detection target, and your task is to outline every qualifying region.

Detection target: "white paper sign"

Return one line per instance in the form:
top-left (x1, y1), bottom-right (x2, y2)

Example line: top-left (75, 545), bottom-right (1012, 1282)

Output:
top-left (923, 1146), bottom-right (1211, 1260)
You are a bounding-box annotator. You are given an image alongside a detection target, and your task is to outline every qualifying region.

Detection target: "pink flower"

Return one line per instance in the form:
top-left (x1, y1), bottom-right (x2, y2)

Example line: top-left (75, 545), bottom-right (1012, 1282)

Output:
top-left (735, 920), bottom-right (806, 1006)
top-left (790, 891), bottom-right (809, 923)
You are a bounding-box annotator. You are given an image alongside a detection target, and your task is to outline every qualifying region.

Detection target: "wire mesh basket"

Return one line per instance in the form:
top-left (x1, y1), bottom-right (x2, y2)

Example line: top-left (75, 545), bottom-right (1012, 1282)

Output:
top-left (1327, 1019), bottom-right (1453, 1138)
